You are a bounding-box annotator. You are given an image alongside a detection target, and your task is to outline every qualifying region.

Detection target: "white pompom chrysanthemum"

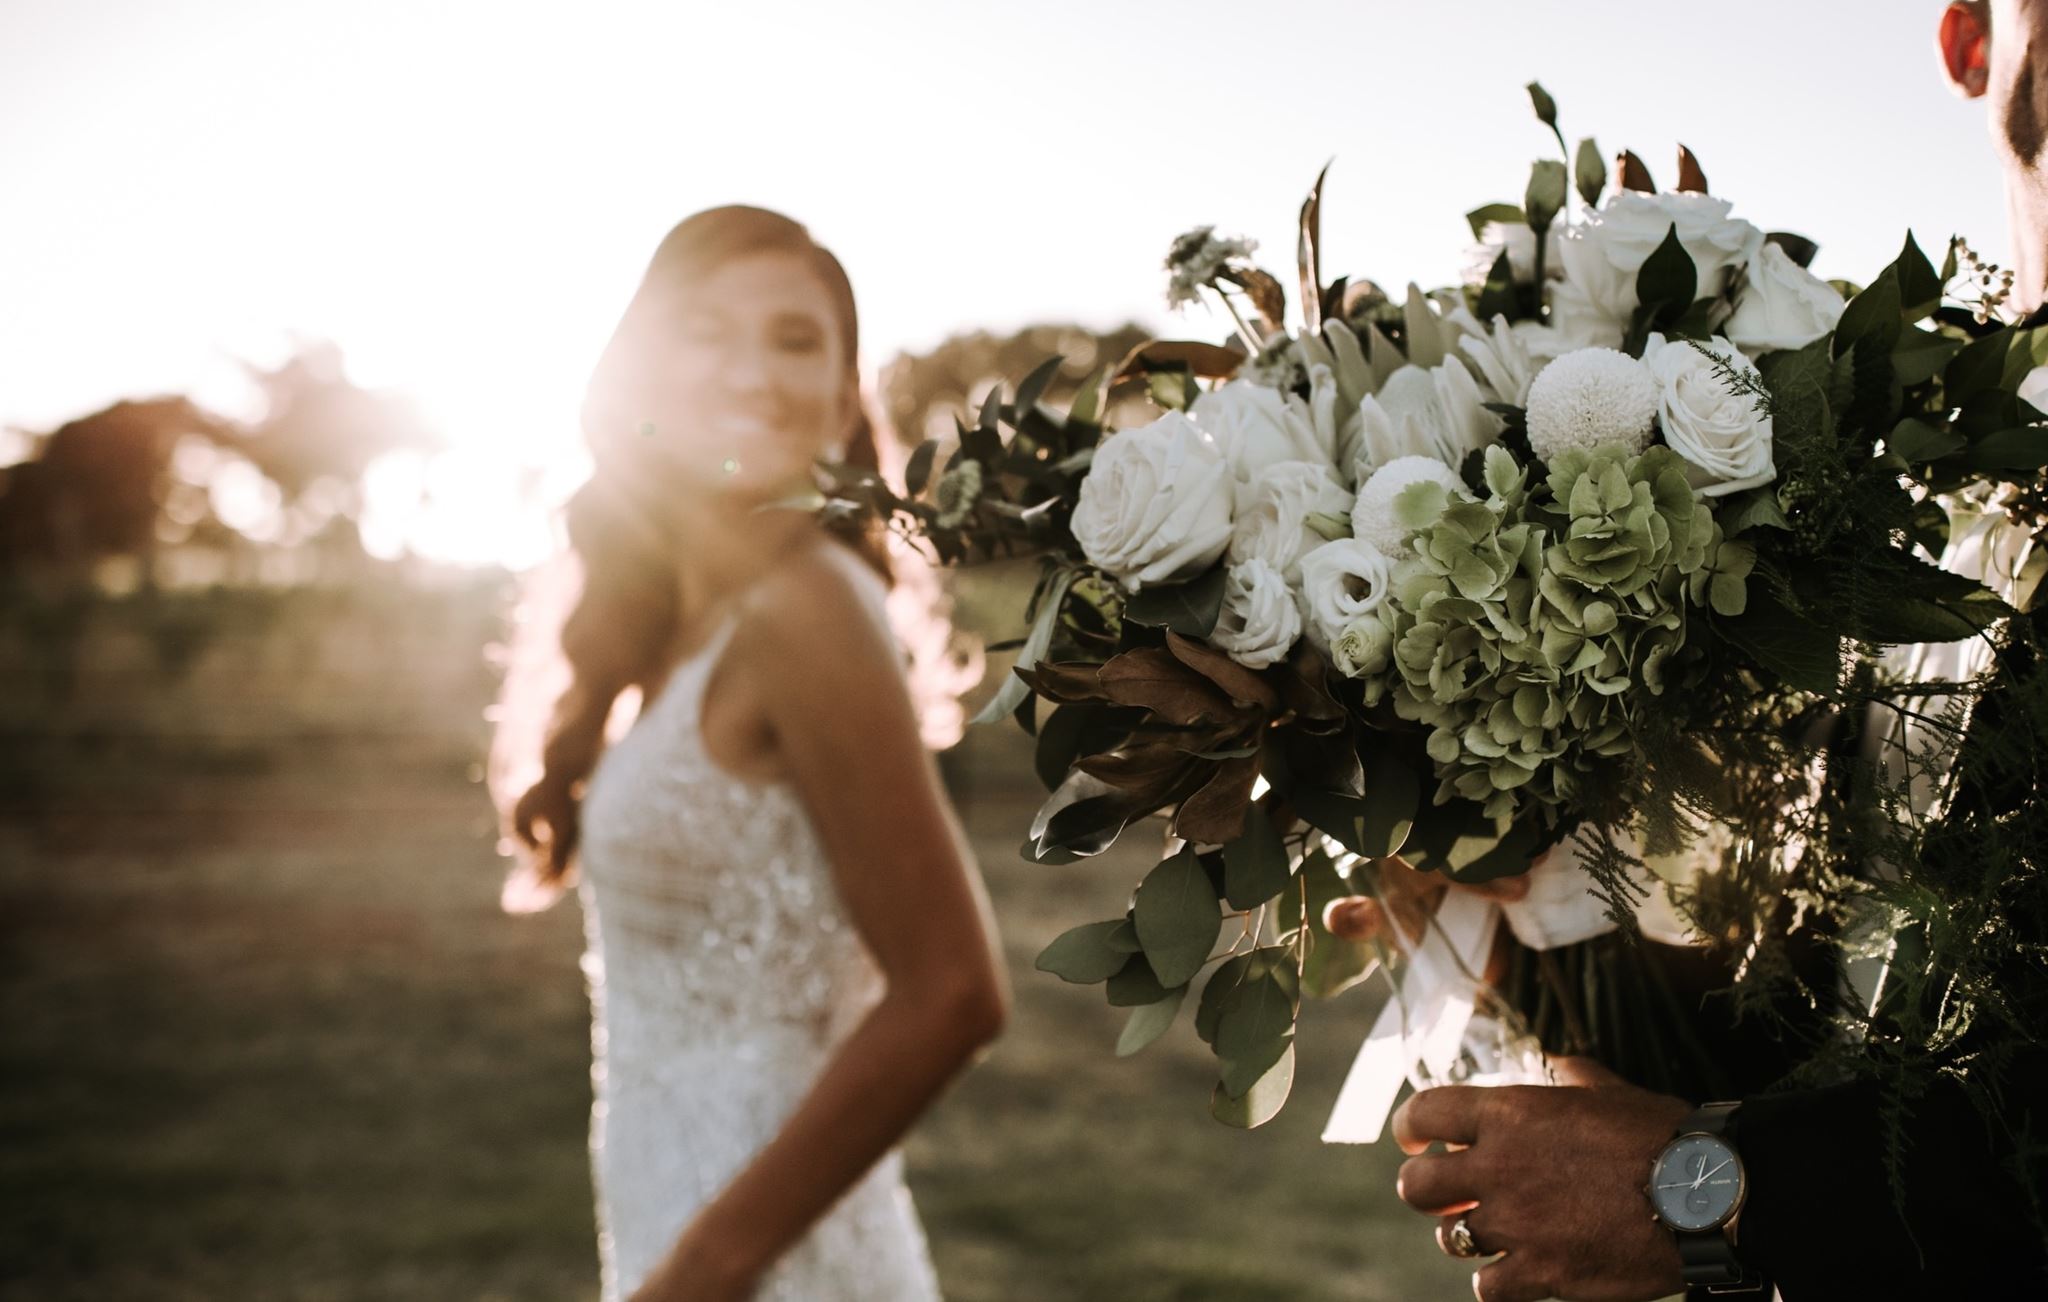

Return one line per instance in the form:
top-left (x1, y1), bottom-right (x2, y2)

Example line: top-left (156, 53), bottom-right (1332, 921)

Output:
top-left (1524, 346), bottom-right (1658, 461)
top-left (1351, 455), bottom-right (1466, 558)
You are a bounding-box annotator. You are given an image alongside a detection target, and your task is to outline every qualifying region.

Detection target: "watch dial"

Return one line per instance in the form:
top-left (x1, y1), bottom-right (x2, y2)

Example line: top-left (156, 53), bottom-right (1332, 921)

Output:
top-left (1651, 1135), bottom-right (1742, 1231)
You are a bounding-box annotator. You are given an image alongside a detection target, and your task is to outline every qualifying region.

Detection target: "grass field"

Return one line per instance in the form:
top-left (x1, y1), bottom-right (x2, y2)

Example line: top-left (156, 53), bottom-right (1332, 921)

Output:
top-left (0, 586), bottom-right (1477, 1300)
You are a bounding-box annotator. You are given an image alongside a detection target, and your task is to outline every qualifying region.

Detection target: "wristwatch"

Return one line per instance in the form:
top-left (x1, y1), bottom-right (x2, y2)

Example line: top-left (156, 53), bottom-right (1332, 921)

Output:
top-left (1646, 1102), bottom-right (1771, 1297)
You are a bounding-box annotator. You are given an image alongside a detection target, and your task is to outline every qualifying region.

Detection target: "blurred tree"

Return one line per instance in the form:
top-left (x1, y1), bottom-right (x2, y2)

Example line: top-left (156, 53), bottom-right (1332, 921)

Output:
top-left (880, 321), bottom-right (1152, 448)
top-left (229, 341), bottom-right (442, 511)
top-left (0, 396), bottom-right (237, 583)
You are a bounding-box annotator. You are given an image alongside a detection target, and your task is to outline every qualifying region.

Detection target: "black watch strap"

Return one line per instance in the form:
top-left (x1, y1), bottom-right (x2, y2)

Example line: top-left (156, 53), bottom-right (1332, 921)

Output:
top-left (1673, 1103), bottom-right (1772, 1297)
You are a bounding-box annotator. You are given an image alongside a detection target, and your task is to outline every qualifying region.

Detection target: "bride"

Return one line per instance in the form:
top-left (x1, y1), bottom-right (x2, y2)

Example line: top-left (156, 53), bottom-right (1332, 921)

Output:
top-left (492, 205), bottom-right (1006, 1301)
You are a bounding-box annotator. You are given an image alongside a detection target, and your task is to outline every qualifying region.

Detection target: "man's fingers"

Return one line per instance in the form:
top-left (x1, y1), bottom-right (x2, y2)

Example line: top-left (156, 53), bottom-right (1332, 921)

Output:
top-left (1323, 896), bottom-right (1385, 941)
top-left (1472, 1252), bottom-right (1552, 1302)
top-left (1437, 1208), bottom-right (1508, 1258)
top-left (1462, 872), bottom-right (1531, 903)
top-left (1548, 1054), bottom-right (1625, 1088)
top-left (1397, 1151), bottom-right (1481, 1214)
top-left (1392, 1085), bottom-right (1486, 1155)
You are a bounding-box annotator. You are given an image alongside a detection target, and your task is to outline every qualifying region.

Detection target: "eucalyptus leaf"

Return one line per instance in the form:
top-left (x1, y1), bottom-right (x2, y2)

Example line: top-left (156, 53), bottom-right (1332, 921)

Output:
top-left (1133, 847), bottom-right (1222, 988)
top-left (1211, 1043), bottom-right (1295, 1128)
top-left (1036, 920), bottom-right (1131, 984)
top-left (1223, 802), bottom-right (1292, 910)
top-left (1107, 953), bottom-right (1174, 1007)
top-left (1195, 952), bottom-right (1255, 1046)
top-left (1115, 984), bottom-right (1187, 1057)
top-left (1299, 847), bottom-right (1376, 998)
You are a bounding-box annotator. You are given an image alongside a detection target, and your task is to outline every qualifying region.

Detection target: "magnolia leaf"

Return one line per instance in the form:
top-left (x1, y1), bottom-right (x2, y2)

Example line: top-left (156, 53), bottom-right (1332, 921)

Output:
top-left (1719, 591), bottom-right (1841, 694)
top-left (1892, 329), bottom-right (1966, 387)
top-left (1113, 338), bottom-right (1246, 383)
top-left (1475, 249), bottom-right (1518, 321)
top-left (1166, 630), bottom-right (1280, 712)
top-left (972, 567), bottom-right (1077, 725)
top-left (1010, 355), bottom-right (1064, 422)
top-left (1228, 266), bottom-right (1289, 332)
top-left (1964, 426), bottom-right (2048, 472)
top-left (1223, 801), bottom-right (1293, 910)
top-left (1078, 743), bottom-right (1200, 792)
top-left (1174, 755), bottom-right (1261, 845)
top-left (1764, 231), bottom-right (1820, 269)
top-left (1211, 1043), bottom-right (1295, 1128)
top-left (1099, 647), bottom-right (1238, 727)
top-left (904, 439), bottom-right (939, 496)
top-left (1895, 232), bottom-right (1943, 321)
top-left (1036, 920), bottom-right (1131, 984)
top-left (1945, 327), bottom-right (2018, 405)
top-left (1834, 265), bottom-right (1903, 360)
top-left (1675, 143), bottom-right (1708, 194)
top-left (1615, 149), bottom-right (1655, 193)
top-left (1886, 418), bottom-right (1967, 465)
top-left (1299, 160), bottom-right (1332, 334)
top-left (1124, 568), bottom-right (1228, 638)
top-left (1635, 224), bottom-right (1697, 317)
top-left (1115, 984), bottom-right (1187, 1057)
top-left (1134, 847), bottom-right (1223, 988)
top-left (1359, 746), bottom-right (1421, 859)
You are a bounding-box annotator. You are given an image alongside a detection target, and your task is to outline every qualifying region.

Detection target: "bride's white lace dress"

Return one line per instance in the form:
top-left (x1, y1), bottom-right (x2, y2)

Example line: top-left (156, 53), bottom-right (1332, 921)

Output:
top-left (577, 611), bottom-right (943, 1301)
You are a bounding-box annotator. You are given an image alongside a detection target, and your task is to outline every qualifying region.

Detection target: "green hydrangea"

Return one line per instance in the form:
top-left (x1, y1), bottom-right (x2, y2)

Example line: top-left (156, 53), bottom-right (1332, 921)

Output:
top-left (1381, 444), bottom-right (1752, 822)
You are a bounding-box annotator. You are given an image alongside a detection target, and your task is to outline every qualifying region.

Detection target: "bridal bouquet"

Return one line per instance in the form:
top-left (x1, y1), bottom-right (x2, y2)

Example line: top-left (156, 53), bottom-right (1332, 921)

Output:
top-left (819, 85), bottom-right (2046, 1127)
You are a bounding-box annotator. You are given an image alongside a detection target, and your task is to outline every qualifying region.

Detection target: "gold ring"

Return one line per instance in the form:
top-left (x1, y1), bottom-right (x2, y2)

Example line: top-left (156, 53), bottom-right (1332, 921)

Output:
top-left (1447, 1216), bottom-right (1481, 1259)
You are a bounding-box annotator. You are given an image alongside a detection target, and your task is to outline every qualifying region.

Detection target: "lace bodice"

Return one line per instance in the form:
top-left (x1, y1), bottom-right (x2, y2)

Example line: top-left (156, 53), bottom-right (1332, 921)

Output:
top-left (577, 610), bottom-right (941, 1301)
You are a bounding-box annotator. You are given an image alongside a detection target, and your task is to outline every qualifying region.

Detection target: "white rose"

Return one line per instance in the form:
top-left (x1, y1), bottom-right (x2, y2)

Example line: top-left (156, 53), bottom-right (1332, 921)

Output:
top-left (1351, 363), bottom-right (1502, 482)
top-left (1552, 192), bottom-right (1763, 344)
top-left (1072, 411), bottom-right (1235, 590)
top-left (1724, 241), bottom-right (1847, 354)
top-left (1642, 333), bottom-right (1776, 497)
top-left (1191, 380), bottom-right (1332, 501)
top-left (1297, 537), bottom-right (1395, 651)
top-left (1211, 557), bottom-right (1303, 669)
top-left (1228, 460), bottom-right (1355, 583)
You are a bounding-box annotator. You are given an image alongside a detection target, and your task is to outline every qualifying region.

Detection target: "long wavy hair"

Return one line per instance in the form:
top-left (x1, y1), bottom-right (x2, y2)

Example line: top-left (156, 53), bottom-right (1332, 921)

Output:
top-left (488, 206), bottom-right (979, 911)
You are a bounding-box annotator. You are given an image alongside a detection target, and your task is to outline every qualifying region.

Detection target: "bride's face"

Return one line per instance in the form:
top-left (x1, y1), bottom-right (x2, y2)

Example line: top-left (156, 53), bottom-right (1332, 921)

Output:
top-left (638, 251), bottom-right (855, 499)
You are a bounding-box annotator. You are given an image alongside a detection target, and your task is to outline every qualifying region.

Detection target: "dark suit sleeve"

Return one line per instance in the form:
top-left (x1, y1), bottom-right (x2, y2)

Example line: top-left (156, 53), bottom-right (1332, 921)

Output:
top-left (1732, 1068), bottom-right (2047, 1298)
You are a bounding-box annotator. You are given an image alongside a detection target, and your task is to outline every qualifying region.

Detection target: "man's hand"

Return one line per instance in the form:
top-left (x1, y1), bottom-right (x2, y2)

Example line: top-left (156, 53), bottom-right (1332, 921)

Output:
top-left (1323, 856), bottom-right (1532, 983)
top-left (1392, 1072), bottom-right (1692, 1302)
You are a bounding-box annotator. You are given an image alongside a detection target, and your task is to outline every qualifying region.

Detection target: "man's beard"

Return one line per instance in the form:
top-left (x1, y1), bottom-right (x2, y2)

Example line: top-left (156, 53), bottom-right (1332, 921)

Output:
top-left (2005, 58), bottom-right (2048, 168)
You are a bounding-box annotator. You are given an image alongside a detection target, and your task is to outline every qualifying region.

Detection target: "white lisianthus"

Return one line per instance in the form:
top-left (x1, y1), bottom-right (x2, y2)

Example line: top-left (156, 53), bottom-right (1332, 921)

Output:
top-left (1229, 460), bottom-right (1356, 583)
top-left (1352, 455), bottom-right (1466, 558)
top-left (1191, 380), bottom-right (1332, 502)
top-left (1550, 192), bottom-right (1763, 346)
top-left (1642, 333), bottom-right (1777, 497)
top-left (1459, 314), bottom-right (1565, 408)
top-left (1352, 363), bottom-right (1502, 482)
top-left (1297, 537), bottom-right (1395, 651)
top-left (1524, 346), bottom-right (1660, 461)
top-left (1211, 557), bottom-right (1303, 668)
top-left (1724, 241), bottom-right (1848, 354)
top-left (1460, 220), bottom-right (1563, 289)
top-left (1071, 411), bottom-right (1235, 590)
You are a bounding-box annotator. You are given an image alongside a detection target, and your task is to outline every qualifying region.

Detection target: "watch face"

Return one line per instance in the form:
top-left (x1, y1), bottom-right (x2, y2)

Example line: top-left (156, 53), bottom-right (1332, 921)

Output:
top-left (1651, 1133), bottom-right (1743, 1232)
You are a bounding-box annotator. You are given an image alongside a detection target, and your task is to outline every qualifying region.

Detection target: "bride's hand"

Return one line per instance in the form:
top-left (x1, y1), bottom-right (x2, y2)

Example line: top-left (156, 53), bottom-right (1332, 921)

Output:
top-left (510, 776), bottom-right (579, 882)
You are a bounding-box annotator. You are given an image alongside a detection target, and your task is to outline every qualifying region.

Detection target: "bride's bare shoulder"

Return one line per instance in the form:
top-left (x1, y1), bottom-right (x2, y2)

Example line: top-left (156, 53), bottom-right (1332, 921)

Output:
top-left (740, 538), bottom-right (894, 668)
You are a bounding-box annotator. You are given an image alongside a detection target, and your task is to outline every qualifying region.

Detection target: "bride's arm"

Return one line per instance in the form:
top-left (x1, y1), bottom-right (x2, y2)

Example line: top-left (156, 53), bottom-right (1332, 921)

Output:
top-left (635, 544), bottom-right (1008, 1301)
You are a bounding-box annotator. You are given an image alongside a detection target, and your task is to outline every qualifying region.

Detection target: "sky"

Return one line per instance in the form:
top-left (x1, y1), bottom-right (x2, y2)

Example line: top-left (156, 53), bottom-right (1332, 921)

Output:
top-left (0, 0), bottom-right (2014, 565)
